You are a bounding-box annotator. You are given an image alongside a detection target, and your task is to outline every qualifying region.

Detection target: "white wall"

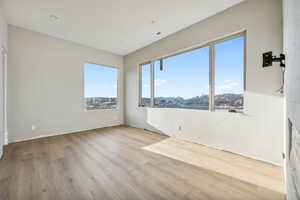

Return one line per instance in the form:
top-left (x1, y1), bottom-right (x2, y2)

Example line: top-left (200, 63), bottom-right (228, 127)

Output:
top-left (0, 10), bottom-right (7, 50)
top-left (283, 0), bottom-right (300, 198)
top-left (124, 0), bottom-right (284, 165)
top-left (0, 8), bottom-right (7, 158)
top-left (7, 25), bottom-right (124, 142)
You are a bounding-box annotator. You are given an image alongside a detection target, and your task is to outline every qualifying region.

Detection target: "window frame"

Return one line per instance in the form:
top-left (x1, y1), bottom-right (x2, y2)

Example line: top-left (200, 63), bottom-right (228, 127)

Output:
top-left (83, 61), bottom-right (119, 111)
top-left (138, 61), bottom-right (153, 107)
top-left (210, 32), bottom-right (246, 111)
top-left (138, 31), bottom-right (246, 112)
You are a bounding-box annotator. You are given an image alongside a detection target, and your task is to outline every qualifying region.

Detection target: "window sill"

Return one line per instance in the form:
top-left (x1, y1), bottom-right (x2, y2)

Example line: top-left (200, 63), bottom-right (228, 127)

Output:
top-left (138, 106), bottom-right (245, 115)
top-left (84, 108), bottom-right (119, 112)
top-left (213, 109), bottom-right (244, 114)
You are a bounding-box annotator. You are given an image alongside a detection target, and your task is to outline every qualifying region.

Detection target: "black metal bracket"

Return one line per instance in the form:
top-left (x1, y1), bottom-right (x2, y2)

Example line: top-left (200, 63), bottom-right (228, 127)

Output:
top-left (159, 59), bottom-right (163, 71)
top-left (263, 51), bottom-right (285, 68)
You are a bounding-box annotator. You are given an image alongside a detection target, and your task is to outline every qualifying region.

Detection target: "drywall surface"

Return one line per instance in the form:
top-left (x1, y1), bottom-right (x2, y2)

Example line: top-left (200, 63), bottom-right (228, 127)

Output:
top-left (0, 10), bottom-right (7, 50)
top-left (8, 25), bottom-right (124, 142)
top-left (124, 0), bottom-right (284, 165)
top-left (283, 0), bottom-right (300, 198)
top-left (0, 9), bottom-right (7, 158)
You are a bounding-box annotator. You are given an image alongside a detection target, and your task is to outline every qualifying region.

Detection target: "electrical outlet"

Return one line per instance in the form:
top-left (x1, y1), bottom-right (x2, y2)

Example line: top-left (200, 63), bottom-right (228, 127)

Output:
top-left (31, 125), bottom-right (36, 131)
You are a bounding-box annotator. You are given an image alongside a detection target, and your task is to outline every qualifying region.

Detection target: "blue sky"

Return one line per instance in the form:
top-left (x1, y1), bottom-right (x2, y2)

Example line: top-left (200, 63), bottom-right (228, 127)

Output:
top-left (215, 36), bottom-right (244, 95)
top-left (85, 36), bottom-right (244, 99)
top-left (84, 62), bottom-right (117, 98)
top-left (142, 36), bottom-right (244, 98)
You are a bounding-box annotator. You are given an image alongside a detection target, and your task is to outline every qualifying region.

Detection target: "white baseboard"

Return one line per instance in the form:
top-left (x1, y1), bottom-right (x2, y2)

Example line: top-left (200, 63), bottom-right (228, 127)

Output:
top-left (126, 123), bottom-right (282, 167)
top-left (9, 123), bottom-right (123, 143)
top-left (175, 135), bottom-right (283, 167)
top-left (0, 147), bottom-right (2, 160)
top-left (4, 131), bottom-right (8, 145)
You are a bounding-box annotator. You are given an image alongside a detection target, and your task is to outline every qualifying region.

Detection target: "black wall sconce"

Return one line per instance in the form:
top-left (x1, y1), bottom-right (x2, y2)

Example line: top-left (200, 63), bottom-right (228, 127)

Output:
top-left (263, 51), bottom-right (285, 68)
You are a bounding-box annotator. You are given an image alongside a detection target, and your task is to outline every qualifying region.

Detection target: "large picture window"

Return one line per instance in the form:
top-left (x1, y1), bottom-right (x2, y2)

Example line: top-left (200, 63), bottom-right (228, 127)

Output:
top-left (139, 63), bottom-right (151, 107)
top-left (84, 62), bottom-right (118, 110)
top-left (154, 47), bottom-right (209, 110)
top-left (138, 33), bottom-right (245, 111)
top-left (214, 36), bottom-right (244, 110)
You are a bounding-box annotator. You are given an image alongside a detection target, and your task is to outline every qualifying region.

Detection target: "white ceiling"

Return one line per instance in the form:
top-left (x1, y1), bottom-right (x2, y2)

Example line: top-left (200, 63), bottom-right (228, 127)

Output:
top-left (0, 0), bottom-right (243, 55)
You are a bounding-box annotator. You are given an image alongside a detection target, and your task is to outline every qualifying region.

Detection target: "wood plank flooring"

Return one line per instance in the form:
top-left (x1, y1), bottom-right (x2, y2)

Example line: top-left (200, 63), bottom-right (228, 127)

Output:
top-left (143, 138), bottom-right (284, 193)
top-left (0, 126), bottom-right (285, 200)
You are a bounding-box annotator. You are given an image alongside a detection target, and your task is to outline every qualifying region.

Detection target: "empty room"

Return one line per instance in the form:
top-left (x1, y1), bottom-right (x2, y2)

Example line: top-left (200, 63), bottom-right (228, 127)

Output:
top-left (0, 0), bottom-right (299, 199)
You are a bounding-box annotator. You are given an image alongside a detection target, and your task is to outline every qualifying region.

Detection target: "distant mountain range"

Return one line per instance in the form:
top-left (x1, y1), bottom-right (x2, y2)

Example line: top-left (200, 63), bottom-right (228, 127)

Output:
top-left (85, 93), bottom-right (243, 110)
top-left (85, 97), bottom-right (117, 110)
top-left (142, 93), bottom-right (243, 109)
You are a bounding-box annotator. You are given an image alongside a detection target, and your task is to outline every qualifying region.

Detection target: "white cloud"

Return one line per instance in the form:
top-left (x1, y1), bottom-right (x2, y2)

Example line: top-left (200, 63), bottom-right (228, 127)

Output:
top-left (142, 79), bottom-right (166, 89)
top-left (217, 82), bottom-right (239, 90)
top-left (155, 79), bottom-right (167, 86)
top-left (143, 84), bottom-right (149, 88)
top-left (224, 80), bottom-right (233, 83)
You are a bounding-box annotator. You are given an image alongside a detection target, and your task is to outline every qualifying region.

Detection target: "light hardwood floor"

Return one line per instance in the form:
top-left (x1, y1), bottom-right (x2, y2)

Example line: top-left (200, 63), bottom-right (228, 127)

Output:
top-left (143, 138), bottom-right (284, 194)
top-left (0, 126), bottom-right (285, 200)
